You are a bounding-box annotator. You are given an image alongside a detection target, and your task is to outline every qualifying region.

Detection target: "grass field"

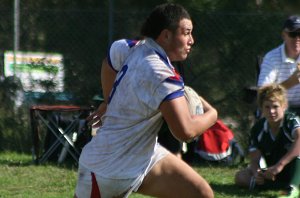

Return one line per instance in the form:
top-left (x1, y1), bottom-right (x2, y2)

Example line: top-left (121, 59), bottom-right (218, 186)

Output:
top-left (0, 151), bottom-right (280, 198)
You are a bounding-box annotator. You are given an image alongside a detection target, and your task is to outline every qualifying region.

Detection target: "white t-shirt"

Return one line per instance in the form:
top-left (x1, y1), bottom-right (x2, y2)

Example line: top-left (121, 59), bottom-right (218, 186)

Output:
top-left (79, 38), bottom-right (184, 179)
top-left (258, 43), bottom-right (300, 107)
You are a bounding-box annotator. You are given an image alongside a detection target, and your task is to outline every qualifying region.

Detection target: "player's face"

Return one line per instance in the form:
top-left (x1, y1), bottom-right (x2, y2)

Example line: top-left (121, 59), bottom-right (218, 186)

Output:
top-left (261, 100), bottom-right (286, 123)
top-left (283, 31), bottom-right (300, 55)
top-left (166, 19), bottom-right (194, 61)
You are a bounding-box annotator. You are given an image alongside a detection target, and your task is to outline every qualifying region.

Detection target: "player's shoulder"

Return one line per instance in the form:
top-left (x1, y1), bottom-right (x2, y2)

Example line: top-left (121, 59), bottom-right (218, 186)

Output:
top-left (109, 39), bottom-right (143, 71)
top-left (264, 44), bottom-right (282, 59)
top-left (251, 118), bottom-right (266, 134)
top-left (283, 111), bottom-right (300, 127)
top-left (110, 39), bottom-right (133, 55)
top-left (112, 39), bottom-right (144, 50)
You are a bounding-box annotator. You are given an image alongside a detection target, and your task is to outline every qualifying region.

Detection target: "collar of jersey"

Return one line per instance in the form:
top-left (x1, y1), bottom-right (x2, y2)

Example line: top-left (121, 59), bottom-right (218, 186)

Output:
top-left (263, 118), bottom-right (284, 140)
top-left (144, 38), bottom-right (173, 69)
top-left (281, 43), bottom-right (300, 63)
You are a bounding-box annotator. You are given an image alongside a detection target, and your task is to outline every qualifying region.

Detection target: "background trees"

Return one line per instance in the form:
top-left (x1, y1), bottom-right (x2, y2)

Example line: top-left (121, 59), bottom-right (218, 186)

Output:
top-left (0, 0), bottom-right (299, 152)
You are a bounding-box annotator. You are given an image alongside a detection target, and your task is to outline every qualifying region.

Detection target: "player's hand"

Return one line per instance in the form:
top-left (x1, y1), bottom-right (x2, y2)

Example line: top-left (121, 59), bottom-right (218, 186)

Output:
top-left (86, 102), bottom-right (107, 128)
top-left (290, 68), bottom-right (300, 84)
top-left (255, 169), bottom-right (265, 185)
top-left (280, 64), bottom-right (300, 88)
top-left (258, 168), bottom-right (276, 181)
top-left (265, 163), bottom-right (284, 181)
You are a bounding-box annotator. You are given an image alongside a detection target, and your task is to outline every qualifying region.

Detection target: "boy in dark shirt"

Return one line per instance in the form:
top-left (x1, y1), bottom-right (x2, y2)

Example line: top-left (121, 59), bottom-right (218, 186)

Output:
top-left (235, 83), bottom-right (300, 198)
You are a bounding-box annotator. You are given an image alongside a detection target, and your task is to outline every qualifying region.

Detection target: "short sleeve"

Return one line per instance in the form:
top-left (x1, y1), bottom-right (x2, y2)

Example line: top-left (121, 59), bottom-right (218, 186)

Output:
top-left (108, 39), bottom-right (139, 72)
top-left (108, 39), bottom-right (130, 72)
top-left (132, 54), bottom-right (184, 111)
top-left (284, 112), bottom-right (300, 138)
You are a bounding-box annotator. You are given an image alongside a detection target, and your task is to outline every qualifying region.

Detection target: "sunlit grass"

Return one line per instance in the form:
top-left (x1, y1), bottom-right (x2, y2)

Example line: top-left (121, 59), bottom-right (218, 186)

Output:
top-left (0, 151), bottom-right (280, 198)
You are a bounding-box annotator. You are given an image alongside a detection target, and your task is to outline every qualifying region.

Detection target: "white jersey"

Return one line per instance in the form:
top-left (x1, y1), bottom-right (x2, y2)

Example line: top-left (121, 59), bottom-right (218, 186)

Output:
top-left (108, 39), bottom-right (143, 72)
top-left (258, 43), bottom-right (300, 107)
top-left (79, 38), bottom-right (184, 179)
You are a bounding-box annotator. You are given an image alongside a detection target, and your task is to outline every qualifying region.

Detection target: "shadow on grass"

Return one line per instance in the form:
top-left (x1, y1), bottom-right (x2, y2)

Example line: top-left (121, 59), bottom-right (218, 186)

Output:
top-left (211, 183), bottom-right (277, 198)
top-left (0, 151), bottom-right (78, 170)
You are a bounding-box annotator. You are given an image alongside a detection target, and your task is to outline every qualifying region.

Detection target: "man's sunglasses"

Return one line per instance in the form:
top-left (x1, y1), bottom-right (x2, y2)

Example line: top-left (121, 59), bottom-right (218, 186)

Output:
top-left (288, 31), bottom-right (300, 38)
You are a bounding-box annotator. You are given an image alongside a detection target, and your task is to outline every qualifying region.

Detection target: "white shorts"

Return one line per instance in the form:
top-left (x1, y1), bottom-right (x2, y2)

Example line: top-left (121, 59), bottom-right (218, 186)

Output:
top-left (75, 144), bottom-right (169, 198)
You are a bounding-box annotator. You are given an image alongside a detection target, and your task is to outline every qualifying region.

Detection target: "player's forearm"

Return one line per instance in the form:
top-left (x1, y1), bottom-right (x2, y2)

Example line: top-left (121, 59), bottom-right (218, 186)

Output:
top-left (101, 58), bottom-right (117, 102)
top-left (183, 108), bottom-right (218, 141)
top-left (160, 97), bottom-right (217, 142)
top-left (249, 151), bottom-right (261, 173)
top-left (276, 134), bottom-right (300, 170)
top-left (280, 68), bottom-right (300, 89)
top-left (199, 96), bottom-right (215, 112)
top-left (280, 76), bottom-right (299, 89)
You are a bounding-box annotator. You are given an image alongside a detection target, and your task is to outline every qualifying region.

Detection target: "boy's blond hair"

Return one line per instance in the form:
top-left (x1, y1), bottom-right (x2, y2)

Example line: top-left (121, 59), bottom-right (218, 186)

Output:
top-left (257, 83), bottom-right (288, 109)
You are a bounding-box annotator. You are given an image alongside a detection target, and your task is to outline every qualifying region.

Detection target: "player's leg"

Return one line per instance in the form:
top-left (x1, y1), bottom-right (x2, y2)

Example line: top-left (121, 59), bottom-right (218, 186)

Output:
top-left (234, 167), bottom-right (253, 188)
top-left (136, 153), bottom-right (214, 198)
top-left (74, 165), bottom-right (93, 198)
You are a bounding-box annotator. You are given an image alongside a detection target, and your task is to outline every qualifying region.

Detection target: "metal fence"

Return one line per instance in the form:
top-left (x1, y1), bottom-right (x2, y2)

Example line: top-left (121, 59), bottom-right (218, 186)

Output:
top-left (0, 6), bottom-right (289, 151)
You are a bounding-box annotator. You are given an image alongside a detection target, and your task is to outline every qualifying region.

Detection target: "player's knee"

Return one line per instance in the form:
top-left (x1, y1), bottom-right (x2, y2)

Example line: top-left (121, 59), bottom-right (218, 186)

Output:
top-left (235, 168), bottom-right (251, 186)
top-left (200, 186), bottom-right (214, 198)
top-left (197, 182), bottom-right (214, 198)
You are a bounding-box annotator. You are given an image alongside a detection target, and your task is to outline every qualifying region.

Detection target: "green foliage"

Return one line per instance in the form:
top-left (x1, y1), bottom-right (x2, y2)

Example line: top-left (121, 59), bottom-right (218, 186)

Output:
top-left (0, 77), bottom-right (31, 152)
top-left (0, 0), bottom-right (298, 153)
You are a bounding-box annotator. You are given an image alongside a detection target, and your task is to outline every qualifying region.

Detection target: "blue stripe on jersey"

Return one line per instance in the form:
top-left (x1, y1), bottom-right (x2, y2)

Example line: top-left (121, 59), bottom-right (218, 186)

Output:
top-left (165, 77), bottom-right (184, 86)
top-left (107, 46), bottom-right (119, 73)
top-left (154, 50), bottom-right (171, 68)
top-left (163, 89), bottom-right (184, 101)
top-left (125, 39), bottom-right (138, 48)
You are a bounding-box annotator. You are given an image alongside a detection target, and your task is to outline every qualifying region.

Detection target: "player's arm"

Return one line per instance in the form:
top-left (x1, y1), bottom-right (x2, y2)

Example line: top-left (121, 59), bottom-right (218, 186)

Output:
top-left (248, 149), bottom-right (267, 184)
top-left (101, 57), bottom-right (117, 102)
top-left (280, 68), bottom-right (300, 89)
top-left (159, 95), bottom-right (217, 142)
top-left (249, 149), bottom-right (262, 173)
top-left (199, 96), bottom-right (214, 113)
top-left (87, 58), bottom-right (117, 127)
top-left (268, 128), bottom-right (300, 176)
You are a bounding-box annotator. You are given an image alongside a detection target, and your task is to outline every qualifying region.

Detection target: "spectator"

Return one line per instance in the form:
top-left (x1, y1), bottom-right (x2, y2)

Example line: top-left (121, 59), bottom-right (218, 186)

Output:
top-left (74, 3), bottom-right (217, 198)
top-left (235, 83), bottom-right (300, 198)
top-left (258, 15), bottom-right (300, 115)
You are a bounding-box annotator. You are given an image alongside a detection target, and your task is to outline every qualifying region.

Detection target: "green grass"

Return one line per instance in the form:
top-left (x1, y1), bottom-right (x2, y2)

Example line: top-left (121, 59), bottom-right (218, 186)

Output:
top-left (0, 151), bottom-right (280, 198)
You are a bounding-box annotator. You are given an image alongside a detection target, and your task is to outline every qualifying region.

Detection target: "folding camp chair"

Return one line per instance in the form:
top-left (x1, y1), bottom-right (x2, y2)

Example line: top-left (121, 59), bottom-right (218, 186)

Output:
top-left (30, 105), bottom-right (94, 164)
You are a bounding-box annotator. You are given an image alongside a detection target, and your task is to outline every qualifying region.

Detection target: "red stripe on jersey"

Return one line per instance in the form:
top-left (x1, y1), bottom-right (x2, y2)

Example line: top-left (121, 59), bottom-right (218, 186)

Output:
top-left (91, 172), bottom-right (101, 198)
top-left (169, 68), bottom-right (182, 81)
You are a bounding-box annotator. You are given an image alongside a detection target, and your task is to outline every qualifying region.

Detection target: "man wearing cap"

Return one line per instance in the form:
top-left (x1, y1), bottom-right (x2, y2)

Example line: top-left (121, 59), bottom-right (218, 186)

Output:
top-left (258, 15), bottom-right (300, 114)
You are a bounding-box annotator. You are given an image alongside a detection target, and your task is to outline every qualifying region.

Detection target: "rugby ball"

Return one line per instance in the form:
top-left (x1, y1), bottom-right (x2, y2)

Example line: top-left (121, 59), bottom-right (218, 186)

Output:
top-left (184, 86), bottom-right (204, 115)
